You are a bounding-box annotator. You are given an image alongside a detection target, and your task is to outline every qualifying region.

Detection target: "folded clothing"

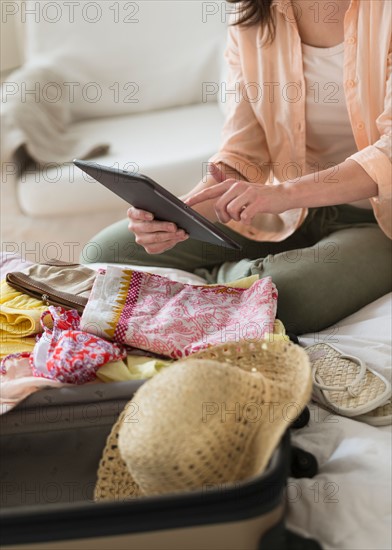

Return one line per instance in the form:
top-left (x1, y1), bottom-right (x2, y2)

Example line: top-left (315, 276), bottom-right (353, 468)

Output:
top-left (0, 279), bottom-right (47, 339)
top-left (0, 305), bottom-right (126, 413)
top-left (96, 355), bottom-right (173, 383)
top-left (1, 279), bottom-right (47, 359)
top-left (81, 267), bottom-right (278, 358)
top-left (0, 354), bottom-right (69, 415)
top-left (96, 319), bottom-right (289, 383)
top-left (1, 337), bottom-right (37, 359)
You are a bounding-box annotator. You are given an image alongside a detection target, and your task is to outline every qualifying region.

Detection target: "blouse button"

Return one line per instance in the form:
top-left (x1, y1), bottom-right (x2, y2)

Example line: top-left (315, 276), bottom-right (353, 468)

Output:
top-left (347, 36), bottom-right (356, 45)
top-left (357, 122), bottom-right (365, 130)
top-left (347, 79), bottom-right (356, 88)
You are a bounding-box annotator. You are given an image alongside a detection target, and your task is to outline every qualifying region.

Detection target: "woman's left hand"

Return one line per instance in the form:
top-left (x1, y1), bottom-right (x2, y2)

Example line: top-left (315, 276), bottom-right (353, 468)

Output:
top-left (185, 179), bottom-right (292, 225)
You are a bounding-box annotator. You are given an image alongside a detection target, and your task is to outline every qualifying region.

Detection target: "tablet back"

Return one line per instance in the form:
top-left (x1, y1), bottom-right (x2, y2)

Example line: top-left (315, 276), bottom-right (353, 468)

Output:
top-left (74, 160), bottom-right (241, 250)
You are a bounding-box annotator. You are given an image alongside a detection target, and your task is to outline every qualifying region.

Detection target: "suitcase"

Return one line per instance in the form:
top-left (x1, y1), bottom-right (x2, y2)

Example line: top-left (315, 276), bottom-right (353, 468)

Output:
top-left (0, 380), bottom-right (322, 550)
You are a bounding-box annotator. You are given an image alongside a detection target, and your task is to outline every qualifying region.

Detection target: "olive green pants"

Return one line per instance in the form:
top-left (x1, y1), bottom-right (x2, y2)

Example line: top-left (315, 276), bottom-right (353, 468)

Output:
top-left (81, 205), bottom-right (392, 335)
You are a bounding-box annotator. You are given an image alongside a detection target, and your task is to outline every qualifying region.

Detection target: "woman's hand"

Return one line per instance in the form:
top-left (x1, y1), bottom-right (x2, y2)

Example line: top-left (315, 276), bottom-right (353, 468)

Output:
top-left (185, 179), bottom-right (292, 225)
top-left (127, 206), bottom-right (188, 254)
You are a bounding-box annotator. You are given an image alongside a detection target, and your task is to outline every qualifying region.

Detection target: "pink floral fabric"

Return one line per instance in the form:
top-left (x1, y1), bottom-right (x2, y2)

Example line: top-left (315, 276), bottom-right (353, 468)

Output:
top-left (81, 267), bottom-right (278, 359)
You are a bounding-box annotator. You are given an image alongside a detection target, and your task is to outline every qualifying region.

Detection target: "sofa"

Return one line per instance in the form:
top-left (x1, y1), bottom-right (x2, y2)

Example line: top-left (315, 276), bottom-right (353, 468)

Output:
top-left (1, 0), bottom-right (231, 262)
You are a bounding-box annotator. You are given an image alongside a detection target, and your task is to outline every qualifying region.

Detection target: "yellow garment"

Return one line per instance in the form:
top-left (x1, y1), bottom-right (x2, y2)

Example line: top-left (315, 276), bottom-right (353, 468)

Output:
top-left (97, 356), bottom-right (173, 383)
top-left (97, 320), bottom-right (288, 383)
top-left (0, 279), bottom-right (47, 358)
top-left (0, 337), bottom-right (37, 359)
top-left (264, 319), bottom-right (290, 343)
top-left (1, 280), bottom-right (47, 337)
top-left (209, 275), bottom-right (259, 289)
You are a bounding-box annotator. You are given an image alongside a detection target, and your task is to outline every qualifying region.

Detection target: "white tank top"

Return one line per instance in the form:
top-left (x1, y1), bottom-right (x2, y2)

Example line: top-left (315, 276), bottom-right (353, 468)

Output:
top-left (302, 41), bottom-right (372, 209)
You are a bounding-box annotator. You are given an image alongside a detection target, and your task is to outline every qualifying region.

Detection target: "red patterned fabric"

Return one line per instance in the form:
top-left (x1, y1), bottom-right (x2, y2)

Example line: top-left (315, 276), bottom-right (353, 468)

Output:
top-left (31, 306), bottom-right (126, 384)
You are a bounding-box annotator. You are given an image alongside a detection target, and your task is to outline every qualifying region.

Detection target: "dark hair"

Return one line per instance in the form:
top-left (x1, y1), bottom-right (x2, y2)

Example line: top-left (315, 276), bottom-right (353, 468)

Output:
top-left (227, 0), bottom-right (276, 42)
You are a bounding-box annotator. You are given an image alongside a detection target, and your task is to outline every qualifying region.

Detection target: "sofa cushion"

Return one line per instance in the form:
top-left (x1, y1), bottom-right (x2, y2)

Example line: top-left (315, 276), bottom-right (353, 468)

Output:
top-left (21, 0), bottom-right (227, 120)
top-left (17, 103), bottom-right (225, 217)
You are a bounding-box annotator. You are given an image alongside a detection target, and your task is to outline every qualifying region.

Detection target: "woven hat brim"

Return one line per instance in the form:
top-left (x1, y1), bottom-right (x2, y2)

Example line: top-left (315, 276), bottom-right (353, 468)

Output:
top-left (94, 404), bottom-right (142, 502)
top-left (189, 340), bottom-right (312, 477)
top-left (95, 340), bottom-right (311, 501)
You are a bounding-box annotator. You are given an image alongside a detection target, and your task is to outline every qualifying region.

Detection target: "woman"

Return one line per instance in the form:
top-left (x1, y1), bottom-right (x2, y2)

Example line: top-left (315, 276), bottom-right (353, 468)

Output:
top-left (84, 0), bottom-right (391, 335)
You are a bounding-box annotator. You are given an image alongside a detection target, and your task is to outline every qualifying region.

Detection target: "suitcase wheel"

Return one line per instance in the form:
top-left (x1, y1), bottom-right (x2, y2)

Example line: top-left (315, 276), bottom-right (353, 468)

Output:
top-left (290, 447), bottom-right (318, 479)
top-left (259, 522), bottom-right (323, 549)
top-left (290, 406), bottom-right (310, 430)
top-left (285, 529), bottom-right (323, 549)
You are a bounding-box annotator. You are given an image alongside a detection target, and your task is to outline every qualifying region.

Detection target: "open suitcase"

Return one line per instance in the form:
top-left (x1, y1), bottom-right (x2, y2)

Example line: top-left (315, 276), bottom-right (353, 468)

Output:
top-left (0, 380), bottom-right (322, 550)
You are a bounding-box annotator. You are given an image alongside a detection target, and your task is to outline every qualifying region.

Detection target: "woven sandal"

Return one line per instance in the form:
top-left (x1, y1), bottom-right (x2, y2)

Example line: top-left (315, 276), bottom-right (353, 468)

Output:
top-left (356, 400), bottom-right (392, 427)
top-left (304, 343), bottom-right (391, 418)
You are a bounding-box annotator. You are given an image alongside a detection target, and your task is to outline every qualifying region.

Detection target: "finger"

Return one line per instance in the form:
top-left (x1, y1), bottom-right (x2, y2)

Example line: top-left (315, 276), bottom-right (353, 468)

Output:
top-left (239, 204), bottom-right (257, 225)
top-left (144, 243), bottom-right (175, 255)
top-left (136, 230), bottom-right (188, 246)
top-left (208, 162), bottom-right (225, 183)
top-left (212, 181), bottom-right (249, 223)
top-left (223, 194), bottom-right (251, 223)
top-left (129, 220), bottom-right (178, 234)
top-left (127, 206), bottom-right (154, 221)
top-left (185, 181), bottom-right (233, 207)
top-left (144, 235), bottom-right (189, 254)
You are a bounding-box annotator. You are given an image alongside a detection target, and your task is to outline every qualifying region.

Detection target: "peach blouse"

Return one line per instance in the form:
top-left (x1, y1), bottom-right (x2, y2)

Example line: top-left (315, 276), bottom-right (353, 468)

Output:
top-left (209, 0), bottom-right (391, 241)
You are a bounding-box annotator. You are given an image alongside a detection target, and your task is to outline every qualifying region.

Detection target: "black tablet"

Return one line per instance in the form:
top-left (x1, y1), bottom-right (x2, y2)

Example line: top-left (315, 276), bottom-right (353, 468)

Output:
top-left (73, 160), bottom-right (242, 250)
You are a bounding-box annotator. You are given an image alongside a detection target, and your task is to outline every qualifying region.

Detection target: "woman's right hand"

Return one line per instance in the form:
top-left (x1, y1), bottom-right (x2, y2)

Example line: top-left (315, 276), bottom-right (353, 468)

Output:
top-left (127, 206), bottom-right (189, 254)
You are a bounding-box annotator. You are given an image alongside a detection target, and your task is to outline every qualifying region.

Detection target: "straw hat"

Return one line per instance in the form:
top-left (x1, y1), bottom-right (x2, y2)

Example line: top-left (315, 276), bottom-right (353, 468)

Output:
top-left (94, 340), bottom-right (312, 501)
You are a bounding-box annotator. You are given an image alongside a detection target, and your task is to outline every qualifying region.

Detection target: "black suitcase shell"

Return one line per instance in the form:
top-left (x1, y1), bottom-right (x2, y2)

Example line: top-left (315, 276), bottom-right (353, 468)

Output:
top-left (0, 381), bottom-right (320, 549)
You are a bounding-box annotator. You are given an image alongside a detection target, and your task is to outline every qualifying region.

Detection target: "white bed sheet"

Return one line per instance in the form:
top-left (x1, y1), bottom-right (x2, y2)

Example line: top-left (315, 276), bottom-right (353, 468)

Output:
top-left (90, 264), bottom-right (391, 549)
top-left (290, 293), bottom-right (391, 550)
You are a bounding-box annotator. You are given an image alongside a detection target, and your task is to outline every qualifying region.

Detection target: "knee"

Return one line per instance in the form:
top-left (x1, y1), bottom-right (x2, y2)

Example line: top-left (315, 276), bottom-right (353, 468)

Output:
top-left (270, 271), bottom-right (321, 336)
top-left (255, 255), bottom-right (340, 335)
